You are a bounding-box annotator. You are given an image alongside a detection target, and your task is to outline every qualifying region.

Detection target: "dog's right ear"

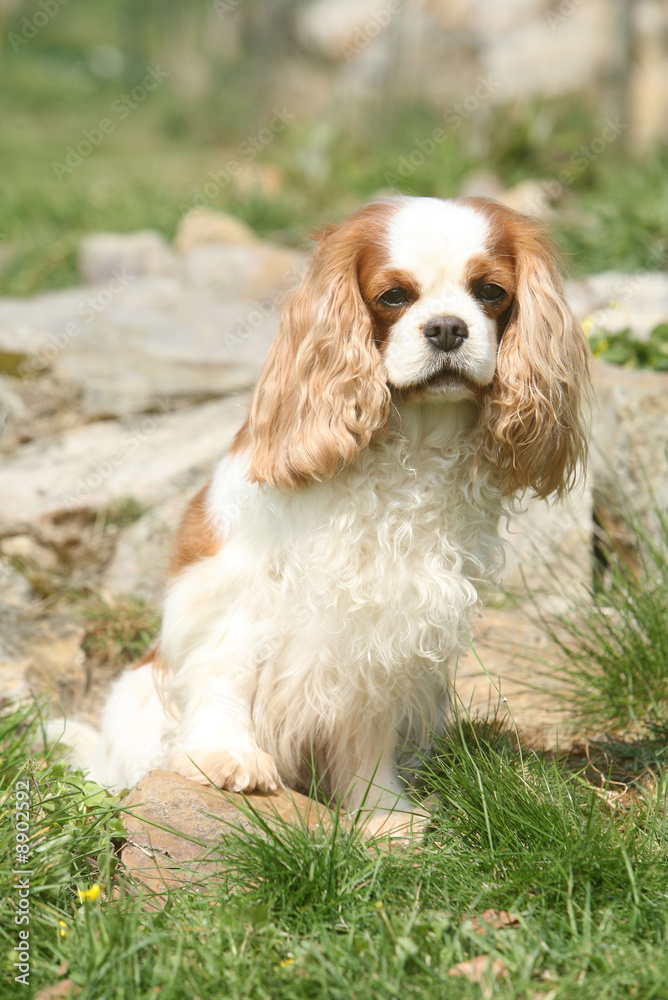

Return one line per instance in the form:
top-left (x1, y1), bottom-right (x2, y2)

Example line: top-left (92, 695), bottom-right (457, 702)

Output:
top-left (249, 207), bottom-right (391, 489)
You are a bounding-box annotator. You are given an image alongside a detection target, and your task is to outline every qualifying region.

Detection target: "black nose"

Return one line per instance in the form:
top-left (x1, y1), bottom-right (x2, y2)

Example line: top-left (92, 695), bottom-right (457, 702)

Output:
top-left (423, 314), bottom-right (469, 353)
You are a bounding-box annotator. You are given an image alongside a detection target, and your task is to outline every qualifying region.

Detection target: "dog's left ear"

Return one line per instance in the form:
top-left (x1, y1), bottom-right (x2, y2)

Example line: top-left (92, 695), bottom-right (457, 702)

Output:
top-left (479, 224), bottom-right (592, 499)
top-left (249, 210), bottom-right (390, 489)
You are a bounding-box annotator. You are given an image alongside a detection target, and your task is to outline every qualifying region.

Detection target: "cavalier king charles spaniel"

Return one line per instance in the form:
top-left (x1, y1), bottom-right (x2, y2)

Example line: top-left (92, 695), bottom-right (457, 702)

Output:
top-left (85, 196), bottom-right (591, 837)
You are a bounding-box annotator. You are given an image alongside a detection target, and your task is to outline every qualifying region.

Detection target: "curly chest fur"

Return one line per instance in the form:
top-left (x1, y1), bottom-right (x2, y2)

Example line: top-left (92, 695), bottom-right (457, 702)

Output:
top-left (179, 406), bottom-right (506, 700)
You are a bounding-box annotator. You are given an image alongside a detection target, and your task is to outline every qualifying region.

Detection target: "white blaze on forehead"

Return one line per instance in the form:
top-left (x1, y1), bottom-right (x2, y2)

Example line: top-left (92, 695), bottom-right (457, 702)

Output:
top-left (387, 198), bottom-right (490, 287)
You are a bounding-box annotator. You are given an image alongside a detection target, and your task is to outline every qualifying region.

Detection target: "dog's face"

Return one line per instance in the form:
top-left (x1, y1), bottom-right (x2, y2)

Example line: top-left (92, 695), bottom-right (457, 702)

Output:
top-left (360, 198), bottom-right (514, 400)
top-left (249, 196), bottom-right (591, 499)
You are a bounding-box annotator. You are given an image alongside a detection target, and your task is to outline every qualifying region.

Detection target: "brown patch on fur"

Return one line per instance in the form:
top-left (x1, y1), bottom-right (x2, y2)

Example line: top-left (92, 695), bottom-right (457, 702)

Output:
top-left (249, 201), bottom-right (401, 489)
top-left (460, 197), bottom-right (592, 499)
top-left (168, 483), bottom-right (223, 577)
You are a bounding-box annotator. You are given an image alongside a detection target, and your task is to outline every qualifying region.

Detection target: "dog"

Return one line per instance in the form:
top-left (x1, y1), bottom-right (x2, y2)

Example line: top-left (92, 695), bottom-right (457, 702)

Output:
top-left (79, 196), bottom-right (590, 837)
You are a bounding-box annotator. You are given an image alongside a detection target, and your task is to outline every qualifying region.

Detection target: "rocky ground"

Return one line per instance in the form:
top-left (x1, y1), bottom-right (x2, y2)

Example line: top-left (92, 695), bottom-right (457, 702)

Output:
top-left (2, 209), bottom-right (668, 859)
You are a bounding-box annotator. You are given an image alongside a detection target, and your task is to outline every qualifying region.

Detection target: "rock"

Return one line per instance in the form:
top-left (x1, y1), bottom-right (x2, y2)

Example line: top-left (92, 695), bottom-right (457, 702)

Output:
top-left (0, 375), bottom-right (87, 457)
top-left (295, 0), bottom-right (391, 61)
top-left (174, 209), bottom-right (259, 252)
top-left (628, 0), bottom-right (668, 152)
top-left (1, 534), bottom-right (59, 571)
top-left (0, 277), bottom-right (279, 419)
top-left (0, 559), bottom-right (86, 712)
top-left (24, 616), bottom-right (87, 714)
top-left (499, 484), bottom-right (593, 610)
top-left (591, 360), bottom-right (668, 545)
top-left (0, 375), bottom-right (27, 427)
top-left (481, 1), bottom-right (615, 101)
top-left (103, 492), bottom-right (196, 605)
top-left (1, 395), bottom-right (251, 527)
top-left (458, 175), bottom-right (553, 220)
top-left (566, 271), bottom-right (668, 340)
top-left (458, 605), bottom-right (574, 751)
top-left (0, 558), bottom-right (34, 607)
top-left (499, 179), bottom-right (554, 220)
top-left (183, 242), bottom-right (305, 301)
top-left (79, 231), bottom-right (179, 285)
top-left (119, 770), bottom-right (329, 898)
top-left (0, 286), bottom-right (93, 361)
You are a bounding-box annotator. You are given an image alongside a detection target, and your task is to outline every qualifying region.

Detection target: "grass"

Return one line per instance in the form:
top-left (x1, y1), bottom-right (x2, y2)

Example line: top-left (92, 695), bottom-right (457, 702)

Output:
top-left (2, 698), bottom-right (668, 999)
top-left (81, 594), bottom-right (160, 666)
top-left (550, 495), bottom-right (668, 734)
top-left (589, 323), bottom-right (668, 371)
top-left (1, 9), bottom-right (668, 298)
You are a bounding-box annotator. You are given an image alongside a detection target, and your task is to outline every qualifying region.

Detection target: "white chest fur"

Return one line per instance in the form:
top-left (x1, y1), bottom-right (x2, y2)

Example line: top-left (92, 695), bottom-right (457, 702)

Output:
top-left (160, 401), bottom-right (504, 788)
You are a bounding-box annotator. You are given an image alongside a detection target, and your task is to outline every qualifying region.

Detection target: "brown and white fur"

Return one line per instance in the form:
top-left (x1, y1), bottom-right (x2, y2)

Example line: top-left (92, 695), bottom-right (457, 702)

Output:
top-left (82, 197), bottom-right (591, 837)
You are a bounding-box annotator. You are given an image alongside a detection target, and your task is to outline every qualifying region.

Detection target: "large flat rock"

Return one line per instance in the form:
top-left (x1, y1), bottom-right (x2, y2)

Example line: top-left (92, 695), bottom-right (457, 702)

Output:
top-left (1, 395), bottom-right (250, 527)
top-left (0, 279), bottom-right (280, 418)
top-left (119, 770), bottom-right (330, 899)
top-left (1, 222), bottom-right (306, 420)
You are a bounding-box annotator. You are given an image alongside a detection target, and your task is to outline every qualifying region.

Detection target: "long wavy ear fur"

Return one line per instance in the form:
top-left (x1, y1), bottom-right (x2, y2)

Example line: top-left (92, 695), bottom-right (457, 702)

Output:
top-left (249, 206), bottom-right (391, 489)
top-left (477, 209), bottom-right (592, 500)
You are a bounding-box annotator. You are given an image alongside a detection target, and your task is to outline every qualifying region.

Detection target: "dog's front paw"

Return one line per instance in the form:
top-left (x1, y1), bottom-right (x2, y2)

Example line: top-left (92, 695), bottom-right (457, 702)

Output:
top-left (168, 745), bottom-right (282, 793)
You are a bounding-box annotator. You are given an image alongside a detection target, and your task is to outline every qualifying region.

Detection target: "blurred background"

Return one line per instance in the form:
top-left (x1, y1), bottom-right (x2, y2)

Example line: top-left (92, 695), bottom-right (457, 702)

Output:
top-left (2, 0), bottom-right (668, 296)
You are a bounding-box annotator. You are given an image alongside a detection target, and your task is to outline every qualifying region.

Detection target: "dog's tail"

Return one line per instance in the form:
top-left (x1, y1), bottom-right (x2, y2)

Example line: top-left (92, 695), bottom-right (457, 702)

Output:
top-left (42, 717), bottom-right (100, 774)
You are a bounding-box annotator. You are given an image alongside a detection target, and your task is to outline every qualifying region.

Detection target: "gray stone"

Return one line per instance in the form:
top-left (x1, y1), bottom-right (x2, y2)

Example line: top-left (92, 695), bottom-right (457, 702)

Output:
top-left (0, 559), bottom-right (34, 608)
top-left (0, 559), bottom-right (86, 712)
top-left (457, 606), bottom-right (575, 751)
top-left (566, 271), bottom-right (668, 340)
top-left (0, 570), bottom-right (34, 702)
top-left (591, 360), bottom-right (668, 541)
top-left (103, 492), bottom-right (197, 605)
top-left (79, 230), bottom-right (179, 285)
top-left (1, 395), bottom-right (251, 527)
top-left (0, 375), bottom-right (27, 424)
top-left (182, 242), bottom-right (304, 301)
top-left (295, 0), bottom-right (390, 61)
top-left (499, 484), bottom-right (593, 609)
top-left (0, 534), bottom-right (58, 571)
top-left (0, 286), bottom-right (93, 361)
top-left (0, 276), bottom-right (280, 418)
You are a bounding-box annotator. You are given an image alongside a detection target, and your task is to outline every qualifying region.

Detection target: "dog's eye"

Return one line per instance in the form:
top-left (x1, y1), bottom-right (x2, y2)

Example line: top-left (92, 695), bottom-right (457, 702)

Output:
top-left (477, 283), bottom-right (506, 302)
top-left (379, 288), bottom-right (410, 307)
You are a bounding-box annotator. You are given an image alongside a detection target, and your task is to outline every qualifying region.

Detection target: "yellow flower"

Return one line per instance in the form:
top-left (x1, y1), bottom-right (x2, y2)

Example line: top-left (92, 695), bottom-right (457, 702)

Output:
top-left (581, 316), bottom-right (595, 337)
top-left (279, 957), bottom-right (295, 968)
top-left (78, 883), bottom-right (101, 903)
top-left (59, 920), bottom-right (69, 938)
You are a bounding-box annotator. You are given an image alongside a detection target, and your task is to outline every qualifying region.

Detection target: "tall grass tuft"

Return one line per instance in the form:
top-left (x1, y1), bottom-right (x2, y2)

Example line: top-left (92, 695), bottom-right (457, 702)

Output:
top-left (552, 494), bottom-right (668, 732)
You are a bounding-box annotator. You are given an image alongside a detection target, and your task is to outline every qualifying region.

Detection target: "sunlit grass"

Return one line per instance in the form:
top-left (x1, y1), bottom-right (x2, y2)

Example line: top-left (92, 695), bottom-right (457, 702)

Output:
top-left (2, 698), bottom-right (668, 998)
top-left (552, 498), bottom-right (668, 733)
top-left (2, 34), bottom-right (668, 297)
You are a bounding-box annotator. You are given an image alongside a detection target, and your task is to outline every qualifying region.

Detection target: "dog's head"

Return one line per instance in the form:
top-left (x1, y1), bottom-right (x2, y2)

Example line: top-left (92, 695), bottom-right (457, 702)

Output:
top-left (249, 196), bottom-right (591, 498)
